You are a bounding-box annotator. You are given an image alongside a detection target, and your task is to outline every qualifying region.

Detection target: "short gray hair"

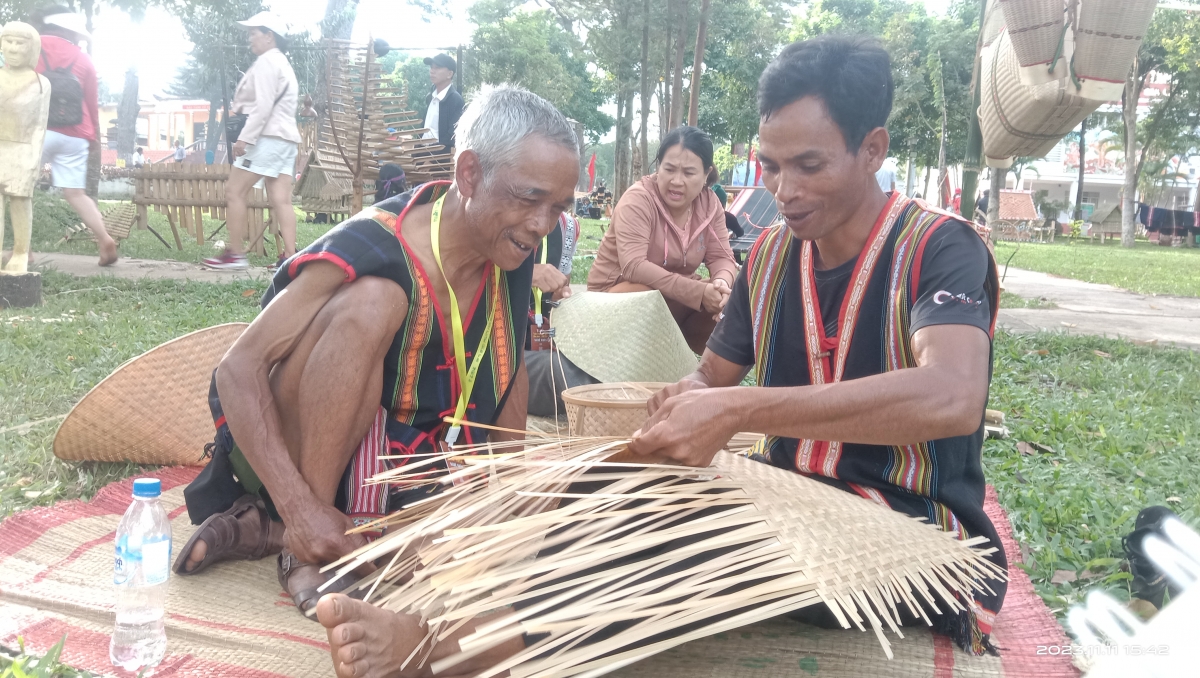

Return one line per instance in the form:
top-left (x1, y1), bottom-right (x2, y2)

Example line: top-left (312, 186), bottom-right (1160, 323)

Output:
top-left (455, 85), bottom-right (578, 180)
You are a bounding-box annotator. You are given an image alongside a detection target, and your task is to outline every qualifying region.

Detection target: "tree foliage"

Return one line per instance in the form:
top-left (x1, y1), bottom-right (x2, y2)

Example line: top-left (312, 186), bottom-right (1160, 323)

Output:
top-left (466, 5), bottom-right (613, 142)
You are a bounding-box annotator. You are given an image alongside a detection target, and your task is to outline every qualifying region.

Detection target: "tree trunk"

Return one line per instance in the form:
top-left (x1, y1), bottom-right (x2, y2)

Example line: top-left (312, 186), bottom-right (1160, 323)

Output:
top-left (322, 0), bottom-right (360, 39)
top-left (639, 0), bottom-right (651, 172)
top-left (686, 0), bottom-right (711, 127)
top-left (904, 152), bottom-right (916, 197)
top-left (936, 62), bottom-right (949, 208)
top-left (669, 0), bottom-right (689, 130)
top-left (116, 69), bottom-right (139, 165)
top-left (922, 166), bottom-right (931, 198)
top-left (659, 0), bottom-right (672, 142)
top-left (744, 136), bottom-right (753, 186)
top-left (1074, 116), bottom-right (1088, 221)
top-left (205, 98), bottom-right (224, 157)
top-left (1121, 60), bottom-right (1139, 247)
top-left (987, 167), bottom-right (1006, 230)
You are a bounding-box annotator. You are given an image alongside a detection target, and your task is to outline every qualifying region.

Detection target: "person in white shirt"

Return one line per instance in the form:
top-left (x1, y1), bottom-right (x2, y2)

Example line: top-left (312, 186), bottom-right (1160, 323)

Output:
top-left (875, 156), bottom-right (897, 193)
top-left (132, 147), bottom-right (145, 167)
top-left (173, 140), bottom-right (186, 162)
top-left (420, 53), bottom-right (464, 152)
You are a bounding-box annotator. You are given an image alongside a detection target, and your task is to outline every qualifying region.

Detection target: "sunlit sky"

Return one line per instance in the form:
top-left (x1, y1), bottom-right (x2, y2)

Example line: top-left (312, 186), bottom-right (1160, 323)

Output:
top-left (89, 0), bottom-right (957, 99)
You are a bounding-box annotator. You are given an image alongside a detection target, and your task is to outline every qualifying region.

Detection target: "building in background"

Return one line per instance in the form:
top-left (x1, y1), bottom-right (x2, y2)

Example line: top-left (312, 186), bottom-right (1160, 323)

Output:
top-left (99, 98), bottom-right (215, 157)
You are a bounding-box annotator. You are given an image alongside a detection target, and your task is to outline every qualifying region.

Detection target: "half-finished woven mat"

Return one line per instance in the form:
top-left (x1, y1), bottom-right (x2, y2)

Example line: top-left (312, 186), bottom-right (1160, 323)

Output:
top-left (551, 291), bottom-right (698, 384)
top-left (0, 469), bottom-right (1078, 678)
top-left (53, 323), bottom-right (247, 466)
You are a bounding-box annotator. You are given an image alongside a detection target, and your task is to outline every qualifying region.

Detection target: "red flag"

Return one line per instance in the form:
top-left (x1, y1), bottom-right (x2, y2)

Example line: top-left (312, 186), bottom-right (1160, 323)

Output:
top-left (587, 153), bottom-right (596, 191)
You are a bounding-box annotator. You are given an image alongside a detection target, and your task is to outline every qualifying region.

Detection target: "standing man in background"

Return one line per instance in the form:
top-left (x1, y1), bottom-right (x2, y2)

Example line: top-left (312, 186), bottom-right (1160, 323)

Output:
top-left (874, 156), bottom-right (897, 193)
top-left (33, 6), bottom-right (117, 266)
top-left (421, 53), bottom-right (464, 153)
top-left (173, 140), bottom-right (186, 163)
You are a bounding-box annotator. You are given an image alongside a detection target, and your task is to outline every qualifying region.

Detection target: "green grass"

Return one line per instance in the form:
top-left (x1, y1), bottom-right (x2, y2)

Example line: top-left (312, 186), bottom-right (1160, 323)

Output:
top-left (985, 331), bottom-right (1200, 615)
top-left (995, 239), bottom-right (1200, 298)
top-left (0, 271), bottom-right (267, 517)
top-left (12, 192), bottom-right (331, 268)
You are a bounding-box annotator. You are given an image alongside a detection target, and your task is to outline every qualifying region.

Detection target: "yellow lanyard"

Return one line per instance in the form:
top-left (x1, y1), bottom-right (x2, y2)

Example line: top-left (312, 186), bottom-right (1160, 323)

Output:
top-left (430, 195), bottom-right (500, 446)
top-left (532, 234), bottom-right (549, 327)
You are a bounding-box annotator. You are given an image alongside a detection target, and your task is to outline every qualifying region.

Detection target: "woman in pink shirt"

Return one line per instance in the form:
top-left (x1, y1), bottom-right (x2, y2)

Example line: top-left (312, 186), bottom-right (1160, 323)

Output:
top-left (588, 126), bottom-right (739, 353)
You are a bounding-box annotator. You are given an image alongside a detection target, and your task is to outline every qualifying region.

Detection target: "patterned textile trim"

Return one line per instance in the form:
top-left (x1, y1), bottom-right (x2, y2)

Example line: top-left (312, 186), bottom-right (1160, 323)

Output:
top-left (341, 406), bottom-right (390, 533)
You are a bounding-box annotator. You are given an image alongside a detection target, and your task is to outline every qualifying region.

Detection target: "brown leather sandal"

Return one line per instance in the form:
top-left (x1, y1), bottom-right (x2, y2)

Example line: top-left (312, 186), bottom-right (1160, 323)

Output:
top-left (172, 494), bottom-right (272, 575)
top-left (277, 549), bottom-right (361, 620)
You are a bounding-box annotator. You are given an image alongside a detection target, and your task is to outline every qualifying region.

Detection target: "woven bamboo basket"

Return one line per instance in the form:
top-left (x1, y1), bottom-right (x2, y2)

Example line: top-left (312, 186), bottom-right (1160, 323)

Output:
top-left (53, 323), bottom-right (248, 465)
top-left (1000, 0), bottom-right (1070, 87)
top-left (561, 382), bottom-right (670, 438)
top-left (1073, 0), bottom-right (1157, 101)
top-left (980, 29), bottom-right (1102, 167)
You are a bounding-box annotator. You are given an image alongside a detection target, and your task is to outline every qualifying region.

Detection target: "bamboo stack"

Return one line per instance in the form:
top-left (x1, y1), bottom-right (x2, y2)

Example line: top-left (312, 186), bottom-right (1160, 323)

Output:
top-left (315, 39), bottom-right (455, 206)
top-left (322, 427), bottom-right (1006, 677)
top-left (132, 163), bottom-right (276, 254)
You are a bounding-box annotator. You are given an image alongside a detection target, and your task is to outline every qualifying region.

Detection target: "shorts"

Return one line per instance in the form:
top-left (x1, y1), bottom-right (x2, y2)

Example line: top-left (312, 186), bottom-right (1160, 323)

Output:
top-left (234, 136), bottom-right (298, 178)
top-left (41, 130), bottom-right (90, 189)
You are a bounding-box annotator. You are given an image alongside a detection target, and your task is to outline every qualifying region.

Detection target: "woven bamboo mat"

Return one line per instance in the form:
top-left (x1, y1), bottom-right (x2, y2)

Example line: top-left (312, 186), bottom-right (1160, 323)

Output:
top-left (0, 469), bottom-right (1078, 678)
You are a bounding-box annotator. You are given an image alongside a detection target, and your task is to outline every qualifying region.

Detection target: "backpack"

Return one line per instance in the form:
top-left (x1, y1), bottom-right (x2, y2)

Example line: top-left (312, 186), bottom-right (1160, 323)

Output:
top-left (41, 53), bottom-right (84, 128)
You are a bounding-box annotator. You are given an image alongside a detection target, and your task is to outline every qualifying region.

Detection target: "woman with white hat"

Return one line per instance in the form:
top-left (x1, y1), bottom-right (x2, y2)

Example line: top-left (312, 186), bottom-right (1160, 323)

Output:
top-left (203, 12), bottom-right (300, 271)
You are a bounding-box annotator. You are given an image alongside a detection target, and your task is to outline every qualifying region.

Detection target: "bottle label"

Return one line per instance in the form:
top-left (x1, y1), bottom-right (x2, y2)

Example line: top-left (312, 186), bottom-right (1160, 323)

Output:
top-left (142, 538), bottom-right (171, 585)
top-left (114, 535), bottom-right (171, 586)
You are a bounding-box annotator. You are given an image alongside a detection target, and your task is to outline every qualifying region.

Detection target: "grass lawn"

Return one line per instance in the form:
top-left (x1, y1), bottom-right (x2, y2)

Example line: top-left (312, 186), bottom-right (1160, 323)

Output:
top-left (995, 239), bottom-right (1200, 298)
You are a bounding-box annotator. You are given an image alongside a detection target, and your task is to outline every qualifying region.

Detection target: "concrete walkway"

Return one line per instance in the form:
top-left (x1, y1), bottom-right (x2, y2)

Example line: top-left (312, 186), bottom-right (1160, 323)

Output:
top-left (998, 267), bottom-right (1200, 349)
top-left (30, 253), bottom-right (1200, 349)
top-left (30, 252), bottom-right (272, 284)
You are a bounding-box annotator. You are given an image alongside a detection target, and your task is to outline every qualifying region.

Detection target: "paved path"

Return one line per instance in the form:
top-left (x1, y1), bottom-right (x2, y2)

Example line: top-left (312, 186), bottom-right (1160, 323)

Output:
top-left (998, 267), bottom-right (1200, 349)
top-left (31, 253), bottom-right (1200, 348)
top-left (30, 252), bottom-right (272, 284)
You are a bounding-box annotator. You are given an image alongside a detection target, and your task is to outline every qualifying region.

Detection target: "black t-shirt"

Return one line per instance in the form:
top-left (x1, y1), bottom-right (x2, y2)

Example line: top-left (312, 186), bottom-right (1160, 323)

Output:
top-left (709, 221), bottom-right (992, 365)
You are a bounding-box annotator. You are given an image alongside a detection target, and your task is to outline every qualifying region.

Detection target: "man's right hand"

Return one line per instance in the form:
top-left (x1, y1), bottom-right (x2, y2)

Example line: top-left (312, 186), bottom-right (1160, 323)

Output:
top-left (532, 263), bottom-right (570, 297)
top-left (648, 377), bottom-right (709, 416)
top-left (283, 500), bottom-right (368, 566)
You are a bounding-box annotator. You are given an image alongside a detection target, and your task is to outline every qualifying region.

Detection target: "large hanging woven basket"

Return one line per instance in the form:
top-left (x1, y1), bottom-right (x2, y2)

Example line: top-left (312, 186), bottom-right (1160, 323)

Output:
top-left (53, 323), bottom-right (248, 465)
top-left (981, 0), bottom-right (1006, 48)
top-left (1000, 0), bottom-right (1070, 87)
top-left (1073, 0), bottom-right (1157, 100)
top-left (561, 382), bottom-right (670, 438)
top-left (980, 29), bottom-right (1102, 167)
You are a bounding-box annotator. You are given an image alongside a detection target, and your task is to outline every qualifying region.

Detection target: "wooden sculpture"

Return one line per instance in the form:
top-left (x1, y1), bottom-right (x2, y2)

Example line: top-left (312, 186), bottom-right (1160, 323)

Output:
top-left (0, 22), bottom-right (51, 277)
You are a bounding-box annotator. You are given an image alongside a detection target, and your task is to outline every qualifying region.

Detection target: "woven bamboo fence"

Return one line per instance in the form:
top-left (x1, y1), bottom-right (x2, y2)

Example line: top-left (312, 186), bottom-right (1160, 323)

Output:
top-left (132, 163), bottom-right (278, 255)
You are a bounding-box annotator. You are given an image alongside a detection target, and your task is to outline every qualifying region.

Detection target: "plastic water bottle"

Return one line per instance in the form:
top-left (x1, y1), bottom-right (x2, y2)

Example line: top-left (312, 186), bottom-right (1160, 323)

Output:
top-left (110, 478), bottom-right (171, 671)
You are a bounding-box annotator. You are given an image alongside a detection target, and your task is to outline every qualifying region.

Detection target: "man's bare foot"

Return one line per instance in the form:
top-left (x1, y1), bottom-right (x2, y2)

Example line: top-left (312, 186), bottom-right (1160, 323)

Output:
top-left (98, 238), bottom-right (118, 266)
top-left (317, 593), bottom-right (431, 678)
top-left (181, 502), bottom-right (284, 572)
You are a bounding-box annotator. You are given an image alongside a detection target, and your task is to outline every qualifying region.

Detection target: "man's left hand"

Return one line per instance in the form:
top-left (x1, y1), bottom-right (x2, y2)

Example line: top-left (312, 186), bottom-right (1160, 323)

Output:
top-left (532, 263), bottom-right (570, 297)
top-left (233, 140), bottom-right (248, 158)
top-left (629, 387), bottom-right (740, 467)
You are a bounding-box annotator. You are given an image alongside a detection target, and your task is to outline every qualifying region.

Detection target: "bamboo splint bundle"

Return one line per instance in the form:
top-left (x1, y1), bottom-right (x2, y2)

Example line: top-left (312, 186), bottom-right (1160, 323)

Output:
top-left (323, 430), bottom-right (1006, 677)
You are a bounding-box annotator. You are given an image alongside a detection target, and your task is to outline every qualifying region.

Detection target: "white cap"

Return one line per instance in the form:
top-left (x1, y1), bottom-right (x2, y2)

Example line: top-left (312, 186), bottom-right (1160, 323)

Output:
top-left (42, 13), bottom-right (91, 40)
top-left (237, 11), bottom-right (291, 37)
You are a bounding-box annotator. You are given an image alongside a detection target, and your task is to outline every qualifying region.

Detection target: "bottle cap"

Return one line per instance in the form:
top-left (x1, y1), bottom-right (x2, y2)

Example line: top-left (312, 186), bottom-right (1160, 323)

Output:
top-left (132, 478), bottom-right (162, 498)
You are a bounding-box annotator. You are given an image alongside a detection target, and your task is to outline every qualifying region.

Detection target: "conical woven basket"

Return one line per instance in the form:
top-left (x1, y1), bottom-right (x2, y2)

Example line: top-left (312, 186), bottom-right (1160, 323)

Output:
top-left (1073, 0), bottom-right (1157, 100)
top-left (980, 30), bottom-right (1102, 167)
top-left (53, 323), bottom-right (248, 465)
top-left (562, 382), bottom-right (669, 438)
top-left (999, 0), bottom-right (1069, 87)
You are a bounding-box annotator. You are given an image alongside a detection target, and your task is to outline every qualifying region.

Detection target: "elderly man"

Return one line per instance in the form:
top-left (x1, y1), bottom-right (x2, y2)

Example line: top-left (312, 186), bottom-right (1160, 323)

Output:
top-left (174, 85), bottom-right (579, 616)
top-left (310, 35), bottom-right (1008, 678)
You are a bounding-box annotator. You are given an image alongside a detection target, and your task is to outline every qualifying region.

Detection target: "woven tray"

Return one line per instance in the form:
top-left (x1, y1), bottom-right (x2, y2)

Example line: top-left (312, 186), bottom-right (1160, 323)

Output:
top-left (53, 323), bottom-right (247, 465)
top-left (562, 382), bottom-right (670, 437)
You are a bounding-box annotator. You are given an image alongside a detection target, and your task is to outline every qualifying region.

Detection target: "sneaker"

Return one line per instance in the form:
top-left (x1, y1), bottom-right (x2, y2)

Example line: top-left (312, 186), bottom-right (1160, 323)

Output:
top-left (1123, 505), bottom-right (1182, 610)
top-left (202, 250), bottom-right (249, 270)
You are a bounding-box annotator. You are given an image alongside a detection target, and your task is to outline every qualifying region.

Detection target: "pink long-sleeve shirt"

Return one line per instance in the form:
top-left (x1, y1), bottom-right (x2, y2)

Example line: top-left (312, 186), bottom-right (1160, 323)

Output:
top-left (587, 175), bottom-right (739, 311)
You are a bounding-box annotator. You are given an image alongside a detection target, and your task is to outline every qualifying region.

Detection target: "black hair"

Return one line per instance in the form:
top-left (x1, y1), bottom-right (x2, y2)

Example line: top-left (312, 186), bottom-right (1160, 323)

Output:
top-left (270, 30), bottom-right (289, 53)
top-left (655, 125), bottom-right (715, 176)
top-left (757, 35), bottom-right (893, 153)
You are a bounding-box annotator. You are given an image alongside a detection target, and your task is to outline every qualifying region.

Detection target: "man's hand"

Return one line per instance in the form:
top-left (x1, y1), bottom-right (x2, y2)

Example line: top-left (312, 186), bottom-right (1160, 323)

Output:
top-left (283, 501), bottom-right (368, 566)
top-left (532, 263), bottom-right (569, 297)
top-left (629, 387), bottom-right (740, 467)
top-left (647, 377), bottom-right (708, 416)
top-left (233, 140), bottom-right (248, 158)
